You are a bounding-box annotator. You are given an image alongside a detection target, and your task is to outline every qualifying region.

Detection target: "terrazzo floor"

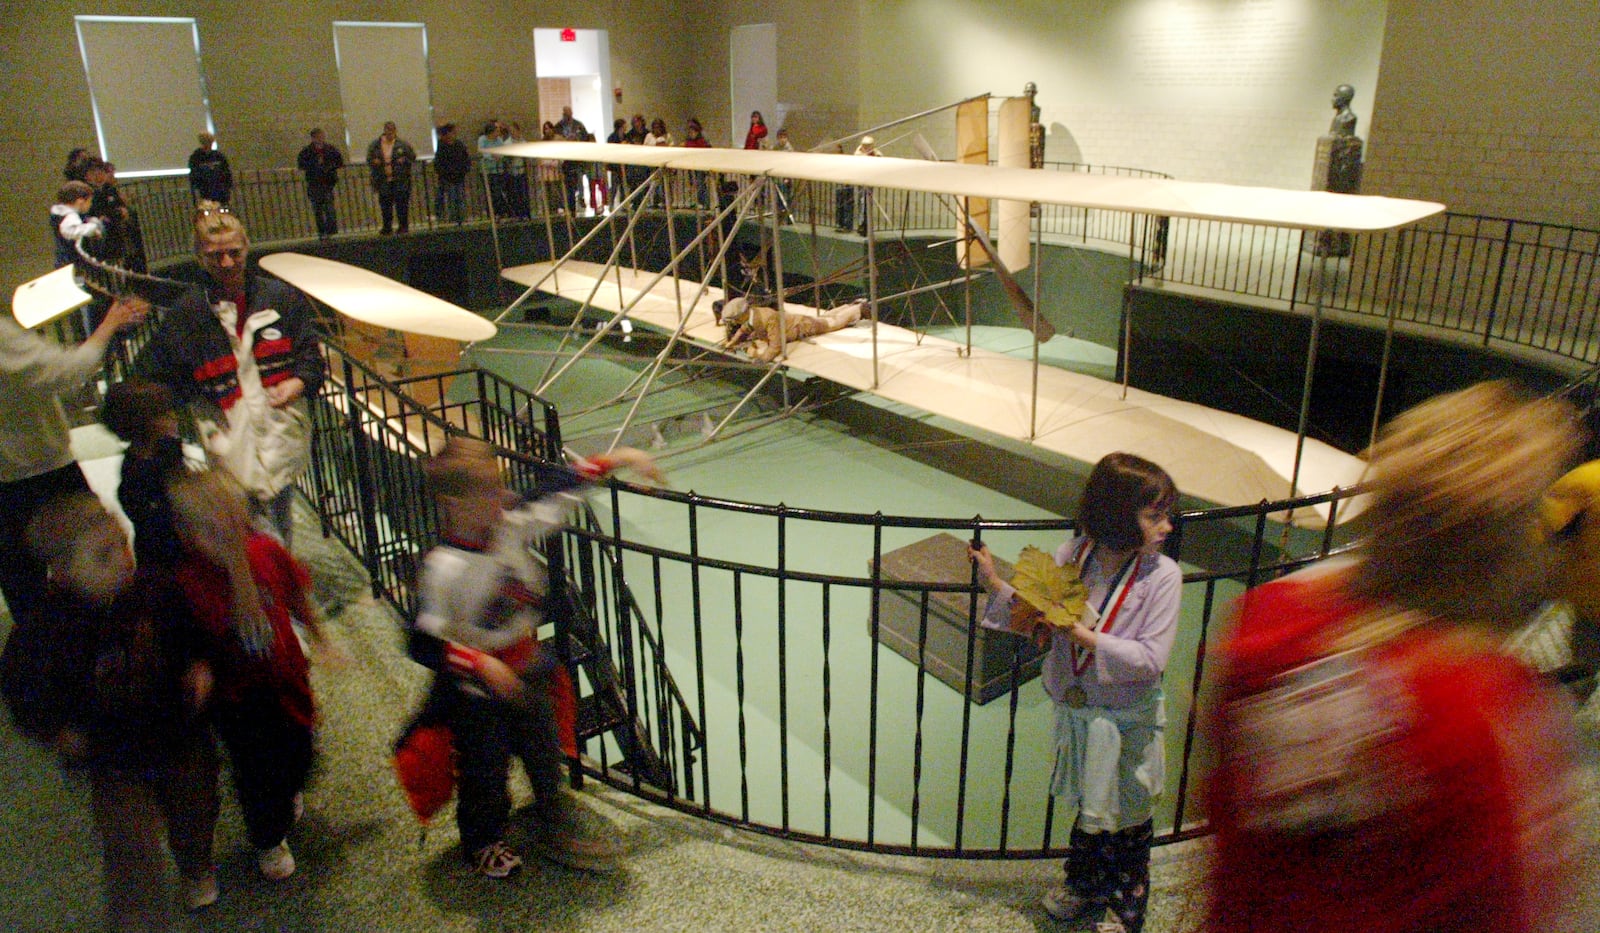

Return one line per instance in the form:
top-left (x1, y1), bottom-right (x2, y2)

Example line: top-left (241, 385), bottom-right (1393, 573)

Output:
top-left (0, 495), bottom-right (1214, 933)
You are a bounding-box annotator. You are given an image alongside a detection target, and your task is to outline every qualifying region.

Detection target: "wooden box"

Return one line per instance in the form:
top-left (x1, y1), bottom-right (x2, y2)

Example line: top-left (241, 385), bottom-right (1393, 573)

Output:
top-left (868, 533), bottom-right (1045, 704)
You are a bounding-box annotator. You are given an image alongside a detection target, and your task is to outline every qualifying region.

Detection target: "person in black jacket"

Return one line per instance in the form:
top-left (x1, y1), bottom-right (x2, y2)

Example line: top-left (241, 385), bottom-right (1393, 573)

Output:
top-left (433, 123), bottom-right (471, 225)
top-left (295, 128), bottom-right (344, 238)
top-left (134, 204), bottom-right (324, 546)
top-left (1, 493), bottom-right (219, 925)
top-left (188, 132), bottom-right (233, 205)
top-left (366, 121), bottom-right (417, 235)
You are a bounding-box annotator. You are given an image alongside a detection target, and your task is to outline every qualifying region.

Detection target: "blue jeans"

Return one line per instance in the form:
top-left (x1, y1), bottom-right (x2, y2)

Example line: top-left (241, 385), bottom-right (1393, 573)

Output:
top-left (436, 180), bottom-right (465, 224)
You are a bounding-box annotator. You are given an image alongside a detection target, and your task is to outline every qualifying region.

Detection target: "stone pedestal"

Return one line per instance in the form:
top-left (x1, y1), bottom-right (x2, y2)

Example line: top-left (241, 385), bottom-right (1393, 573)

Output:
top-left (869, 533), bottom-right (1045, 704)
top-left (1309, 135), bottom-right (1365, 257)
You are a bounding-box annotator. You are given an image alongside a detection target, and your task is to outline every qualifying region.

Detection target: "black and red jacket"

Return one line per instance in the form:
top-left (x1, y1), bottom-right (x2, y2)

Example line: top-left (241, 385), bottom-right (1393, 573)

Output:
top-left (135, 272), bottom-right (324, 412)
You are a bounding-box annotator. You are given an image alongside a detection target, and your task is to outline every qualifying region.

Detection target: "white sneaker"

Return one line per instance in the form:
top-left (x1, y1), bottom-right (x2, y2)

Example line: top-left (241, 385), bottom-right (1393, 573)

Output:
top-left (257, 840), bottom-right (295, 881)
top-left (471, 840), bottom-right (523, 879)
top-left (1041, 883), bottom-right (1103, 922)
top-left (183, 872), bottom-right (218, 911)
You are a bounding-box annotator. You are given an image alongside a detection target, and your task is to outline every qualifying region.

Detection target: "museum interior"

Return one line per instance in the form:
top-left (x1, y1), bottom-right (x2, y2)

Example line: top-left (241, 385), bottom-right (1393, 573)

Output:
top-left (2, 2), bottom-right (1599, 930)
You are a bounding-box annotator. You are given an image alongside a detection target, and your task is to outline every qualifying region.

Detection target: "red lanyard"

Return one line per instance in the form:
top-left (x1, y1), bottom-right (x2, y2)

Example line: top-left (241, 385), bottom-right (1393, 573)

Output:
top-left (1071, 541), bottom-right (1141, 675)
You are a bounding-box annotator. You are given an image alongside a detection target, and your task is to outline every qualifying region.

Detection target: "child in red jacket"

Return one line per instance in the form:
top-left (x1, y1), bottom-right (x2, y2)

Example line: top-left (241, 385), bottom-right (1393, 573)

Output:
top-left (167, 470), bottom-right (337, 883)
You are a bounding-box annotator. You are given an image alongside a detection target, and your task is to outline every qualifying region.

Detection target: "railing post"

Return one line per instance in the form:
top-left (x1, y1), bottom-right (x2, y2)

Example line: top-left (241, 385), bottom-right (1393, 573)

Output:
top-left (342, 355), bottom-right (384, 598)
top-left (1485, 219), bottom-right (1515, 347)
top-left (1289, 233), bottom-right (1306, 311)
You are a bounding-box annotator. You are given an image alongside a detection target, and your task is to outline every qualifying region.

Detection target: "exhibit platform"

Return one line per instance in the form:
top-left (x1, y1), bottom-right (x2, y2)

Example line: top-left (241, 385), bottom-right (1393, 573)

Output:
top-left (503, 260), bottom-right (1370, 524)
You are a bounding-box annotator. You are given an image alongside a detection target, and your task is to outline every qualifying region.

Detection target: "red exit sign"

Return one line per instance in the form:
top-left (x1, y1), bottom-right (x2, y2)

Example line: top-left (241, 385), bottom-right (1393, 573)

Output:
top-left (560, 28), bottom-right (576, 42)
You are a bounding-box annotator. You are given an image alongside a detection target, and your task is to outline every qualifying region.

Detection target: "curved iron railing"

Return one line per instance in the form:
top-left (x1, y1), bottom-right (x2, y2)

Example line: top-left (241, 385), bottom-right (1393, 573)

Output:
top-left (536, 468), bottom-right (1364, 856)
top-left (73, 165), bottom-right (1597, 856)
top-left (1144, 212), bottom-right (1600, 365)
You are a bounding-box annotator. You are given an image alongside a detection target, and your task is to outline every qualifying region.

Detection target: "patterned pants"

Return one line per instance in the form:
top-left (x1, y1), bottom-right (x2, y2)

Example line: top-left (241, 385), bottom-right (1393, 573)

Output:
top-left (1063, 818), bottom-right (1154, 932)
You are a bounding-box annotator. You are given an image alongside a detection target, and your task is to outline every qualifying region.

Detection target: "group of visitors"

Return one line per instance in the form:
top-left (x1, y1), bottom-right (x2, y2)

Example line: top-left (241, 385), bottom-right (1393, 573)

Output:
top-left (13, 198), bottom-right (646, 929)
top-left (56, 149), bottom-right (147, 279)
top-left (32, 121), bottom-right (1598, 933)
top-left (542, 109), bottom-right (793, 215)
top-left (8, 200), bottom-right (327, 930)
top-left (55, 110), bottom-right (809, 246)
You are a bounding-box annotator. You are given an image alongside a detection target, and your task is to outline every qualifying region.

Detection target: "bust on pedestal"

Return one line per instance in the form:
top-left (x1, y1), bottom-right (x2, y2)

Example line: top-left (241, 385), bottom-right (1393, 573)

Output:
top-left (1025, 81), bottom-right (1044, 169)
top-left (1310, 84), bottom-right (1365, 257)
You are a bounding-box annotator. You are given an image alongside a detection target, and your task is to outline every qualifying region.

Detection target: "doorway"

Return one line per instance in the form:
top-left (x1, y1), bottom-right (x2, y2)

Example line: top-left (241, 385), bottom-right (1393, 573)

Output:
top-left (533, 28), bottom-right (612, 139)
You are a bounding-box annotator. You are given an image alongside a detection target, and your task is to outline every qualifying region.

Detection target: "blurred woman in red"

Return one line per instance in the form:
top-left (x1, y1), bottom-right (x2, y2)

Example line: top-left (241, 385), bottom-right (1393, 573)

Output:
top-left (1203, 381), bottom-right (1594, 932)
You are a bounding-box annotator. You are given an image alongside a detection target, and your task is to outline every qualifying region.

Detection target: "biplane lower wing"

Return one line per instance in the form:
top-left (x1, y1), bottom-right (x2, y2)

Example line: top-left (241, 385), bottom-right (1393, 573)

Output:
top-left (13, 265), bottom-right (92, 329)
top-left (502, 260), bottom-right (1367, 524)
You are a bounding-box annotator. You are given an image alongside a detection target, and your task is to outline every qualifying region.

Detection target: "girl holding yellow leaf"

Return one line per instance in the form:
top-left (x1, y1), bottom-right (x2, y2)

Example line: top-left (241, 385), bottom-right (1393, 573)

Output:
top-left (970, 452), bottom-right (1180, 933)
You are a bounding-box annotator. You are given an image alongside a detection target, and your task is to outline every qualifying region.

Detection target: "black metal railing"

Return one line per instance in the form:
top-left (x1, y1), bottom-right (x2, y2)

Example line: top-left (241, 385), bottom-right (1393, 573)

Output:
top-left (120, 162), bottom-right (555, 259)
top-left (298, 338), bottom-right (706, 793)
top-left (1144, 213), bottom-right (1600, 365)
top-left (528, 475), bottom-right (1363, 857)
top-left (282, 324), bottom-right (1367, 857)
top-left (69, 199), bottom-right (1585, 856)
top-left (302, 340), bottom-right (564, 616)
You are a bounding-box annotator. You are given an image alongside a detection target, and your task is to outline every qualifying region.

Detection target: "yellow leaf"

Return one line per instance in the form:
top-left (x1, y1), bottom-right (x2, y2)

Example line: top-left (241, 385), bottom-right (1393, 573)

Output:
top-left (1011, 546), bottom-right (1087, 629)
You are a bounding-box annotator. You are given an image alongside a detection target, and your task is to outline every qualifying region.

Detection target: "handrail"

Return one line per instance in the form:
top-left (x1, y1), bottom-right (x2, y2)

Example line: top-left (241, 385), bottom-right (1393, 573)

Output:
top-left (108, 164), bottom-right (1600, 368)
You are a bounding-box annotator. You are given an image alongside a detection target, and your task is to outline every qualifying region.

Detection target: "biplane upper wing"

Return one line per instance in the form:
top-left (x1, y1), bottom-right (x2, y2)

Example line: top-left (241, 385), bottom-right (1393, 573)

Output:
top-left (492, 141), bottom-right (1444, 233)
top-left (258, 253), bottom-right (497, 341)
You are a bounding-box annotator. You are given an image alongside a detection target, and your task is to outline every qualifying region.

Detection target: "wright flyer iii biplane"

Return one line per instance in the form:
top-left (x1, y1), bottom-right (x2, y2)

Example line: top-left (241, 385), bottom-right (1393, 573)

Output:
top-left (483, 95), bottom-right (1441, 523)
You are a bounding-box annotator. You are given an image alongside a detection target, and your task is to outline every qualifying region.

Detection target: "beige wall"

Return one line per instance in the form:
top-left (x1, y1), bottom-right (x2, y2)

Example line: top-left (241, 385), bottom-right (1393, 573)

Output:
top-left (691, 0), bottom-right (1598, 225)
top-left (847, 0), bottom-right (1387, 187)
top-left (0, 0), bottom-right (694, 292)
top-left (1365, 0), bottom-right (1600, 227)
top-left (674, 0), bottom-right (862, 150)
top-left (8, 1), bottom-right (1597, 297)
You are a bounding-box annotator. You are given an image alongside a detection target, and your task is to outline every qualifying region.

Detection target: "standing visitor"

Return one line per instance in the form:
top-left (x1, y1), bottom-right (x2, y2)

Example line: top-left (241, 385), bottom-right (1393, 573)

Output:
top-left (553, 106), bottom-right (589, 214)
top-left (433, 123), bottom-right (471, 225)
top-left (296, 129), bottom-right (344, 238)
top-left (505, 121), bottom-right (532, 219)
top-left (366, 121), bottom-right (416, 235)
top-left (134, 204), bottom-right (324, 546)
top-left (971, 453), bottom-right (1181, 933)
top-left (604, 117), bottom-right (626, 209)
top-left (51, 179), bottom-right (103, 268)
top-left (188, 132), bottom-right (233, 206)
top-left (476, 120), bottom-right (510, 217)
top-left (850, 135), bottom-right (881, 235)
top-left (743, 111), bottom-right (769, 150)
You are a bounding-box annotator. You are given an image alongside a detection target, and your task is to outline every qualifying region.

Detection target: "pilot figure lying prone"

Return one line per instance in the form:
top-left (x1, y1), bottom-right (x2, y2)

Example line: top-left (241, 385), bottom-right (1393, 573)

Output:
top-left (715, 297), bottom-right (866, 362)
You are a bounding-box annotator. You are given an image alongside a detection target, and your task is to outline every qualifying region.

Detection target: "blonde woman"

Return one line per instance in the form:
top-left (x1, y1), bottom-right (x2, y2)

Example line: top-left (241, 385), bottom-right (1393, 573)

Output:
top-left (133, 202), bottom-right (324, 546)
top-left (1204, 382), bottom-right (1592, 932)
